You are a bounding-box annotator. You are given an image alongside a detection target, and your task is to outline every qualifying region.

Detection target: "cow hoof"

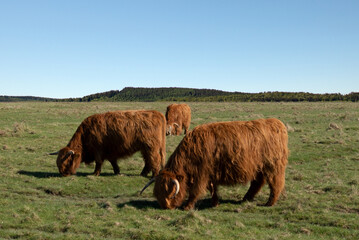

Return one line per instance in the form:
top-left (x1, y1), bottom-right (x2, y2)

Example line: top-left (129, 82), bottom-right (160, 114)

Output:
top-left (242, 197), bottom-right (254, 202)
top-left (140, 172), bottom-right (149, 177)
top-left (183, 205), bottom-right (194, 211)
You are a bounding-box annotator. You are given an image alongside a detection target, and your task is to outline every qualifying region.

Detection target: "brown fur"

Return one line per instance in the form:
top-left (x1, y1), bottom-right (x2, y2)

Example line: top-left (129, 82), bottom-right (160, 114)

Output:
top-left (56, 110), bottom-right (166, 177)
top-left (165, 103), bottom-right (191, 135)
top-left (153, 118), bottom-right (289, 210)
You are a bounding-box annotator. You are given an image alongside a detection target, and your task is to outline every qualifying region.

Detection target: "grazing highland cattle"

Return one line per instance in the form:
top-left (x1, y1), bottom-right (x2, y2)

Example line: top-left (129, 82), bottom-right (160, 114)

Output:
top-left (50, 110), bottom-right (166, 177)
top-left (165, 103), bottom-right (191, 136)
top-left (141, 118), bottom-right (288, 210)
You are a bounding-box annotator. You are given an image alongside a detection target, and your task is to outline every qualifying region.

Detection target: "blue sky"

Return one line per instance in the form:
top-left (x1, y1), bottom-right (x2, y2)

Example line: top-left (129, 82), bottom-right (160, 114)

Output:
top-left (1, 0), bottom-right (358, 98)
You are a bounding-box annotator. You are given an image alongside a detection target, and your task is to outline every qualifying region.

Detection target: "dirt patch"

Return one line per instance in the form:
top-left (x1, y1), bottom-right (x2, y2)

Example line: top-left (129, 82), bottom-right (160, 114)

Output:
top-left (328, 123), bottom-right (341, 130)
top-left (41, 188), bottom-right (63, 196)
top-left (285, 123), bottom-right (295, 132)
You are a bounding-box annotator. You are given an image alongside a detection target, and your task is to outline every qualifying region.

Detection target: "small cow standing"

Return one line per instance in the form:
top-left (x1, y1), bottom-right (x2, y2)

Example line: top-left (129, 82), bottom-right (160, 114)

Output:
top-left (165, 103), bottom-right (191, 135)
top-left (51, 110), bottom-right (166, 177)
top-left (142, 118), bottom-right (289, 210)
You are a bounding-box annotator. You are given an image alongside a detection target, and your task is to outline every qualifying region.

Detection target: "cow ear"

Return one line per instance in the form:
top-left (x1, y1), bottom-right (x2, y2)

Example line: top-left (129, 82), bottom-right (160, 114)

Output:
top-left (176, 174), bottom-right (184, 182)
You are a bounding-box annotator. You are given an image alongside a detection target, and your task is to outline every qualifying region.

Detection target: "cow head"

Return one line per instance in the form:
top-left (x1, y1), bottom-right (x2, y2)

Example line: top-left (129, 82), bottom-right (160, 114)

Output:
top-left (56, 147), bottom-right (81, 176)
top-left (141, 170), bottom-right (186, 209)
top-left (147, 170), bottom-right (186, 209)
top-left (166, 123), bottom-right (180, 136)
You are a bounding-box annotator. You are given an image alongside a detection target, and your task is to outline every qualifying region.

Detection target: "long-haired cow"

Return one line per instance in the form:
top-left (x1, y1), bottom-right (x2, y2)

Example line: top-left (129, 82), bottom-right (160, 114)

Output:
top-left (165, 103), bottom-right (191, 135)
top-left (142, 118), bottom-right (289, 210)
top-left (51, 110), bottom-right (166, 177)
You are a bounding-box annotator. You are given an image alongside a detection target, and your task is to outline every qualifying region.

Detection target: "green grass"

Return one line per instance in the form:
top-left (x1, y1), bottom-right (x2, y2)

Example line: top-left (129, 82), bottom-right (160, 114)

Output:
top-left (0, 101), bottom-right (358, 239)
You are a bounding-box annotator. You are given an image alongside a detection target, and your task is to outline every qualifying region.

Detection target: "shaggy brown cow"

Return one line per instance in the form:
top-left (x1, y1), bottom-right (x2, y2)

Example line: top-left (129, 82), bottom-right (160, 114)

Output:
top-left (51, 110), bottom-right (166, 177)
top-left (165, 103), bottom-right (191, 135)
top-left (141, 118), bottom-right (288, 210)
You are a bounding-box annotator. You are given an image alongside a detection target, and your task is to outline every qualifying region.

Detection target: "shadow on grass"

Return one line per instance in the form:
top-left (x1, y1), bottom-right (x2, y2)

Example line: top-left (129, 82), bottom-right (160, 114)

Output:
top-left (117, 199), bottom-right (160, 210)
top-left (17, 170), bottom-right (140, 178)
top-left (17, 170), bottom-right (61, 178)
top-left (195, 198), bottom-right (245, 210)
top-left (116, 198), bottom-right (245, 211)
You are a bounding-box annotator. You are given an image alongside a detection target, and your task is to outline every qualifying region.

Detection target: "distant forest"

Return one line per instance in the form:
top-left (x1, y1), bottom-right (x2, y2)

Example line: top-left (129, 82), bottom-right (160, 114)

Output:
top-left (1, 87), bottom-right (359, 102)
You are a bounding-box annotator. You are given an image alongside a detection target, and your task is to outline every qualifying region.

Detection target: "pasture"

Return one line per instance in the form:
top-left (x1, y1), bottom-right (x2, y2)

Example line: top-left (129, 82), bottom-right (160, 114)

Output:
top-left (0, 101), bottom-right (358, 239)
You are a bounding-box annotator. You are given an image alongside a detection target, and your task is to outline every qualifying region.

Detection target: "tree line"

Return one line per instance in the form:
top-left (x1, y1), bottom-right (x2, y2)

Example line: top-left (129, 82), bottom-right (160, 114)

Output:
top-left (1, 87), bottom-right (359, 102)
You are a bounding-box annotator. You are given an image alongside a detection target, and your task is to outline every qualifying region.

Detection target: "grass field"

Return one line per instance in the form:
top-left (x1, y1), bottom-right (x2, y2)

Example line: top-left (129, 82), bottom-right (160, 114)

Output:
top-left (0, 101), bottom-right (358, 239)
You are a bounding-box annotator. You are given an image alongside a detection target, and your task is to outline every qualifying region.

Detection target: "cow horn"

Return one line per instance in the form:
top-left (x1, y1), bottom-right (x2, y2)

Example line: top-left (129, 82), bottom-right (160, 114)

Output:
top-left (49, 151), bottom-right (59, 155)
top-left (64, 150), bottom-right (75, 157)
top-left (140, 178), bottom-right (156, 195)
top-left (173, 123), bottom-right (179, 127)
top-left (170, 178), bottom-right (180, 199)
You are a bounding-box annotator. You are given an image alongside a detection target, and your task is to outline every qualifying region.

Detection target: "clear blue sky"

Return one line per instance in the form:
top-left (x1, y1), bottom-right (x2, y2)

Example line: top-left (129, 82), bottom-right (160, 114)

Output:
top-left (1, 0), bottom-right (358, 98)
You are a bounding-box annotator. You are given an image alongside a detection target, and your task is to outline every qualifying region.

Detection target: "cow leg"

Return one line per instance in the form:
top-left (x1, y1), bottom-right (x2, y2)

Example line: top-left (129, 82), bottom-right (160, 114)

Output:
top-left (140, 165), bottom-right (151, 177)
top-left (183, 194), bottom-right (199, 210)
top-left (141, 147), bottom-right (163, 177)
top-left (265, 171), bottom-right (285, 206)
top-left (109, 159), bottom-right (120, 175)
top-left (208, 182), bottom-right (219, 207)
top-left (93, 160), bottom-right (103, 176)
top-left (178, 126), bottom-right (183, 135)
top-left (184, 121), bottom-right (190, 135)
top-left (243, 172), bottom-right (265, 202)
top-left (140, 148), bottom-right (154, 177)
top-left (183, 180), bottom-right (207, 210)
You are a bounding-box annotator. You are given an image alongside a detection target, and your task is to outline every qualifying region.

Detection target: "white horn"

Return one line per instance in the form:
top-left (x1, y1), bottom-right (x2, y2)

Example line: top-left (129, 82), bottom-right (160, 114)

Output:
top-left (169, 126), bottom-right (172, 136)
top-left (140, 178), bottom-right (156, 195)
top-left (65, 150), bottom-right (75, 157)
top-left (170, 179), bottom-right (180, 199)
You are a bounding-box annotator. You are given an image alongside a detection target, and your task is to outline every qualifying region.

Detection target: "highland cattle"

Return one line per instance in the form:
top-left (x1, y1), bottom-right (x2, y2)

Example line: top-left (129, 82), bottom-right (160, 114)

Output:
top-left (50, 110), bottom-right (166, 177)
top-left (141, 118), bottom-right (288, 210)
top-left (165, 103), bottom-right (191, 135)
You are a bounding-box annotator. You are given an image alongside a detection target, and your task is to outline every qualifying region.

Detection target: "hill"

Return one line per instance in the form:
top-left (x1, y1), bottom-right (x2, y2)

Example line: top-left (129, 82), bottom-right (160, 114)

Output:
top-left (80, 87), bottom-right (234, 102)
top-left (1, 87), bottom-right (359, 102)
